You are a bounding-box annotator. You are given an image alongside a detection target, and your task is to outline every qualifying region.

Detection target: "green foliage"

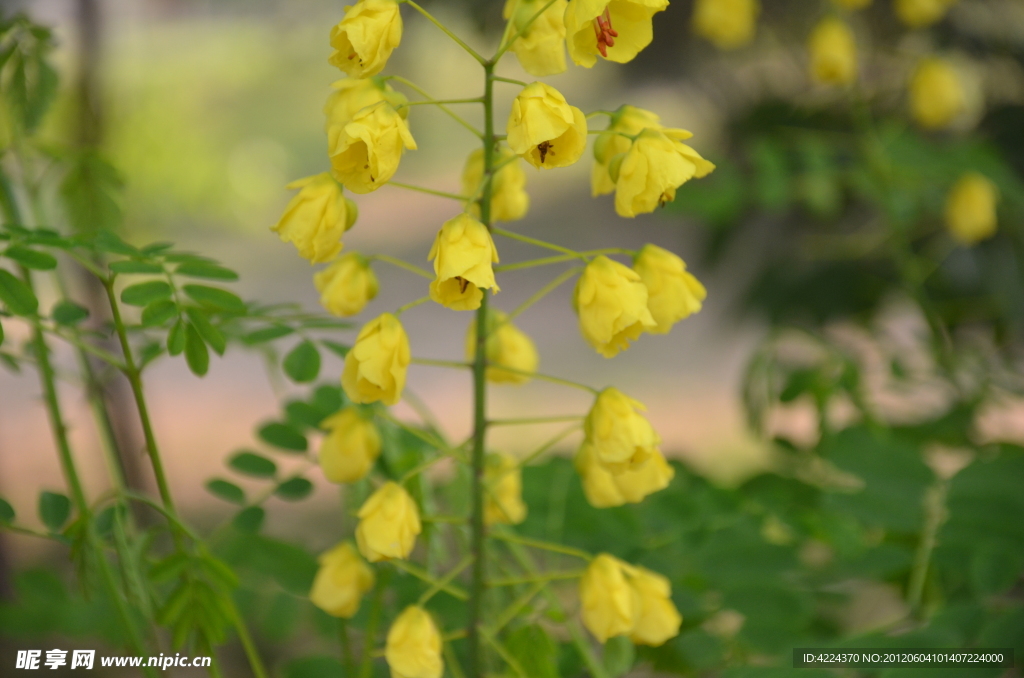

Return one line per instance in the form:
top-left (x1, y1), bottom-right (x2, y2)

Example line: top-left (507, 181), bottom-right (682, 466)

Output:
top-left (37, 491), bottom-right (70, 532)
top-left (283, 340), bottom-right (322, 383)
top-left (0, 14), bottom-right (58, 134)
top-left (59, 151), bottom-right (124, 234)
top-left (0, 267), bottom-right (37, 315)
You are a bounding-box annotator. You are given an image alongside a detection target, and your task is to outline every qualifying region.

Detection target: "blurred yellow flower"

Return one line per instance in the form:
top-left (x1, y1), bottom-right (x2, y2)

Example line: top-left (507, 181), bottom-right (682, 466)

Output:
top-left (628, 566), bottom-right (682, 646)
top-left (575, 441), bottom-right (674, 508)
top-left (342, 312), bottom-right (411, 405)
top-left (633, 244), bottom-right (706, 334)
top-left (272, 174), bottom-right (355, 264)
top-left (945, 173), bottom-right (998, 245)
top-left (574, 256), bottom-right (655, 357)
top-left (428, 214), bottom-right (500, 311)
top-left (462, 147), bottom-right (529, 222)
top-left (328, 0), bottom-right (403, 78)
top-left (565, 0), bottom-right (668, 67)
top-left (314, 252), bottom-right (378, 317)
top-left (895, 0), bottom-right (955, 27)
top-left (356, 481), bottom-right (422, 562)
top-left (584, 387), bottom-right (660, 471)
top-left (309, 542), bottom-right (375, 618)
top-left (592, 105), bottom-right (662, 197)
top-left (465, 309), bottom-right (539, 384)
top-left (808, 18), bottom-right (858, 86)
top-left (484, 453), bottom-right (527, 525)
top-left (691, 0), bottom-right (760, 50)
top-left (909, 57), bottom-right (964, 130)
top-left (580, 554), bottom-right (637, 642)
top-left (506, 82), bottom-right (588, 169)
top-left (319, 407), bottom-right (382, 483)
top-left (385, 606), bottom-right (443, 678)
top-left (330, 101), bottom-right (417, 194)
top-left (504, 0), bottom-right (569, 76)
top-left (614, 128), bottom-right (715, 218)
top-left (325, 78), bottom-right (408, 154)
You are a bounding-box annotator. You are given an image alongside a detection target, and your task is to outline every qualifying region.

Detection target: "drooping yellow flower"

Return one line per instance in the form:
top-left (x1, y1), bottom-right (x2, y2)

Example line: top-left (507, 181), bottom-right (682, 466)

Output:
top-left (461, 147), bottom-right (530, 222)
top-left (614, 128), bottom-right (715, 218)
top-left (330, 101), bottom-right (417, 194)
top-left (314, 252), bottom-right (379, 317)
top-left (325, 78), bottom-right (408, 155)
top-left (584, 387), bottom-right (660, 471)
top-left (465, 309), bottom-right (539, 384)
top-left (428, 214), bottom-right (500, 311)
top-left (328, 0), bottom-right (403, 78)
top-left (579, 554), bottom-right (637, 643)
top-left (272, 174), bottom-right (356, 264)
top-left (691, 0), bottom-right (760, 50)
top-left (575, 442), bottom-right (674, 508)
top-left (319, 407), bottom-right (382, 483)
top-left (909, 57), bottom-right (964, 130)
top-left (628, 566), bottom-right (682, 646)
top-left (592, 105), bottom-right (662, 197)
top-left (574, 256), bottom-right (656, 357)
top-left (564, 0), bottom-right (669, 68)
top-left (832, 0), bottom-right (872, 8)
top-left (503, 0), bottom-right (569, 76)
top-left (633, 244), bottom-right (706, 334)
top-left (342, 313), bottom-right (411, 406)
top-left (484, 453), bottom-right (527, 525)
top-left (808, 18), bottom-right (858, 86)
top-left (506, 82), bottom-right (588, 169)
top-left (355, 481), bottom-right (421, 562)
top-left (945, 173), bottom-right (998, 245)
top-left (385, 606), bottom-right (443, 678)
top-left (895, 0), bottom-right (955, 27)
top-left (309, 542), bottom-right (375, 618)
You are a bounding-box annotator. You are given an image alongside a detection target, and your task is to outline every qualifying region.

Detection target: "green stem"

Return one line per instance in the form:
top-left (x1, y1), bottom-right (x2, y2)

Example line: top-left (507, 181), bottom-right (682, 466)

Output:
top-left (486, 363), bottom-right (597, 393)
top-left (491, 75), bottom-right (527, 86)
top-left (495, 249), bottom-right (630, 272)
top-left (491, 530), bottom-right (592, 561)
top-left (417, 555), bottom-right (474, 605)
top-left (388, 181), bottom-right (467, 202)
top-left (360, 568), bottom-right (389, 678)
top-left (411, 357), bottom-right (472, 369)
top-left (486, 570), bottom-right (583, 587)
top-left (394, 295), bottom-right (431, 316)
top-left (492, 227), bottom-right (586, 260)
top-left (506, 266), bottom-right (582, 321)
top-left (339, 619), bottom-right (355, 677)
top-left (487, 580), bottom-right (547, 634)
top-left (230, 603), bottom-right (269, 678)
top-left (402, 0), bottom-right (487, 65)
top-left (385, 76), bottom-right (483, 138)
top-left (391, 559), bottom-right (469, 600)
top-left (488, 415), bottom-right (582, 426)
top-left (907, 481), bottom-right (947, 615)
top-left (492, 0), bottom-right (560, 62)
top-left (399, 97), bottom-right (483, 107)
top-left (370, 254), bottom-right (434, 280)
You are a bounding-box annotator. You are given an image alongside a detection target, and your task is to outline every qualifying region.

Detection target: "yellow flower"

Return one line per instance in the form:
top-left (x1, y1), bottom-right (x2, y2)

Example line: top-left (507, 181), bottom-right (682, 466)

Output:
top-left (691, 0), bottom-right (760, 50)
top-left (895, 0), bottom-right (954, 27)
top-left (484, 453), bottom-right (527, 525)
top-left (614, 128), bottom-right (715, 218)
top-left (945, 173), bottom-right (998, 245)
top-left (328, 0), bottom-right (403, 78)
top-left (584, 387), bottom-right (660, 471)
top-left (385, 606), bottom-right (443, 678)
top-left (592, 105), bottom-right (661, 197)
top-left (325, 78), bottom-right (408, 155)
top-left (506, 82), bottom-right (588, 169)
top-left (342, 313), bottom-right (411, 406)
top-left (833, 0), bottom-right (871, 8)
top-left (628, 566), bottom-right (682, 646)
top-left (808, 18), bottom-right (858, 86)
top-left (565, 0), bottom-right (669, 68)
top-left (575, 442), bottom-right (674, 508)
top-left (504, 0), bottom-right (569, 76)
top-left (465, 309), bottom-right (539, 384)
top-left (272, 174), bottom-right (356, 264)
top-left (909, 58), bottom-right (964, 130)
top-left (633, 244), bottom-right (706, 334)
top-left (428, 214), bottom-right (500, 311)
top-left (314, 253), bottom-right (379, 317)
top-left (319, 407), bottom-right (382, 483)
top-left (461, 147), bottom-right (530, 223)
top-left (355, 481), bottom-right (421, 562)
top-left (330, 101), bottom-right (417, 194)
top-left (309, 542), bottom-right (375, 618)
top-left (575, 256), bottom-right (656, 357)
top-left (579, 554), bottom-right (637, 643)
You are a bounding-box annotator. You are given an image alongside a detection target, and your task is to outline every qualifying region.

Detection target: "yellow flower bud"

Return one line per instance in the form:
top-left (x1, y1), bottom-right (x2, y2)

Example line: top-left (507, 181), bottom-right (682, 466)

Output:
top-left (461, 147), bottom-right (529, 223)
top-left (506, 82), bottom-right (588, 169)
top-left (584, 387), bottom-right (660, 471)
top-left (565, 0), bottom-right (668, 68)
top-left (691, 0), bottom-right (760, 50)
top-left (342, 312), bottom-right (411, 405)
top-left (945, 173), bottom-right (998, 245)
top-left (314, 253), bottom-right (379, 317)
top-left (592, 105), bottom-right (662, 197)
top-left (909, 58), bottom-right (964, 130)
top-left (428, 214), bottom-right (500, 311)
top-left (633, 244), bottom-right (706, 334)
top-left (319, 407), bottom-right (382, 483)
top-left (328, 0), bottom-right (403, 78)
top-left (895, 0), bottom-right (954, 28)
top-left (325, 78), bottom-right (409, 154)
top-left (579, 554), bottom-right (637, 643)
top-left (808, 18), bottom-right (858, 86)
top-left (504, 0), bottom-right (569, 76)
top-left (272, 174), bottom-right (355, 264)
top-left (484, 453), bottom-right (527, 525)
top-left (614, 128), bottom-right (715, 218)
top-left (330, 101), bottom-right (417, 194)
top-left (628, 566), bottom-right (682, 647)
top-left (833, 0), bottom-right (871, 8)
top-left (575, 442), bottom-right (674, 508)
top-left (385, 606), bottom-right (444, 678)
top-left (356, 481), bottom-right (422, 562)
top-left (574, 256), bottom-right (656, 358)
top-left (309, 542), bottom-right (375, 618)
top-left (465, 309), bottom-right (539, 384)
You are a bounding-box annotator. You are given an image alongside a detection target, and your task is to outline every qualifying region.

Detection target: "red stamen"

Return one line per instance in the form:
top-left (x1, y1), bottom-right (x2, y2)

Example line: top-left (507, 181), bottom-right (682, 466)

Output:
top-left (593, 9), bottom-right (618, 57)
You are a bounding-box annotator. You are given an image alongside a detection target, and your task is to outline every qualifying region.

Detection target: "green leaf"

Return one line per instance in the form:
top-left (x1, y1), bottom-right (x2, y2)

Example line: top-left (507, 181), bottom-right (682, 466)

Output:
top-left (120, 280), bottom-right (172, 307)
top-left (285, 400), bottom-right (327, 429)
top-left (50, 300), bottom-right (89, 326)
top-left (4, 245), bottom-right (56, 270)
top-left (205, 479), bottom-right (246, 505)
top-left (38, 491), bottom-right (71, 532)
top-left (312, 385), bottom-right (344, 415)
top-left (0, 318), bottom-right (4, 348)
top-left (320, 340), bottom-right (349, 359)
top-left (140, 241), bottom-right (174, 256)
top-left (242, 326), bottom-right (293, 344)
top-left (274, 477), bottom-right (313, 501)
top-left (282, 657), bottom-right (344, 678)
top-left (139, 341), bottom-right (164, 367)
top-left (603, 636), bottom-right (635, 678)
top-left (141, 299), bottom-right (178, 327)
top-left (0, 497), bottom-right (14, 524)
top-left (0, 269), bottom-right (39, 315)
top-left (110, 260), bottom-right (164, 275)
top-left (167, 319), bottom-right (186, 356)
top-left (182, 284), bottom-right (244, 311)
top-left (184, 323), bottom-right (210, 376)
top-left (258, 422), bottom-right (308, 452)
top-left (506, 624), bottom-right (559, 678)
top-left (185, 307), bottom-right (226, 355)
top-left (92, 231), bottom-right (137, 256)
top-left (283, 340), bottom-right (321, 383)
top-left (60, 153), bottom-right (124, 234)
top-left (232, 506), bottom-right (265, 533)
top-left (150, 553), bottom-right (190, 583)
top-left (174, 262), bottom-right (239, 281)
top-left (228, 451), bottom-right (277, 479)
